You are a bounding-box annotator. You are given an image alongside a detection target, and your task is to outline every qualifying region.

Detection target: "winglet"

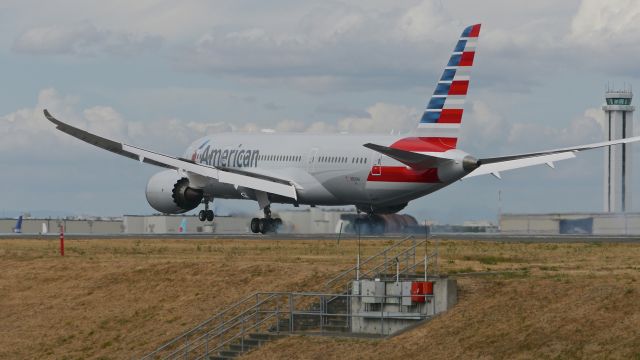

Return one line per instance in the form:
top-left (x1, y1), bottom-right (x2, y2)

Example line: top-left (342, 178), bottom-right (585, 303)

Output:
top-left (44, 109), bottom-right (58, 124)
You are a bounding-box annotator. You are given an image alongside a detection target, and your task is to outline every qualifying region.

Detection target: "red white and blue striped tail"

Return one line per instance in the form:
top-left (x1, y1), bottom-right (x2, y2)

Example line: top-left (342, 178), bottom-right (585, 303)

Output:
top-left (414, 24), bottom-right (481, 149)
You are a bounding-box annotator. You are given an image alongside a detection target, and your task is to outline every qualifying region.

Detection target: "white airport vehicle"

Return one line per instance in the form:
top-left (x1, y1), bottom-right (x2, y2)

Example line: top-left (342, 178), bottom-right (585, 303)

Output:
top-left (45, 24), bottom-right (640, 234)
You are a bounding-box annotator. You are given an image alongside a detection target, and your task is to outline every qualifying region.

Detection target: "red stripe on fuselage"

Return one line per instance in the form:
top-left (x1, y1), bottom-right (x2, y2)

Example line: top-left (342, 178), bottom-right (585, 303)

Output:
top-left (367, 166), bottom-right (440, 183)
top-left (390, 137), bottom-right (457, 152)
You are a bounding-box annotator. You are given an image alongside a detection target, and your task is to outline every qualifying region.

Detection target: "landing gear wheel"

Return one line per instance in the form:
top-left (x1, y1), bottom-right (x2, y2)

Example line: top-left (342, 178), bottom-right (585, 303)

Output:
top-left (258, 218), bottom-right (269, 234)
top-left (198, 210), bottom-right (207, 222)
top-left (206, 210), bottom-right (214, 222)
top-left (274, 218), bottom-right (283, 227)
top-left (250, 218), bottom-right (260, 233)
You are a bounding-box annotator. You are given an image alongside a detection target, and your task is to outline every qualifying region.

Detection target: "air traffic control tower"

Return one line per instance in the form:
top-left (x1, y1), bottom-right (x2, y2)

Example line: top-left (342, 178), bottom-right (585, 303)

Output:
top-left (603, 89), bottom-right (634, 212)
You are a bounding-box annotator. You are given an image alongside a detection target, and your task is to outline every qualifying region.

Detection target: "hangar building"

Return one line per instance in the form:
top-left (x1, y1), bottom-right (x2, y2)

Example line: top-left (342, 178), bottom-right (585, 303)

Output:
top-left (500, 212), bottom-right (640, 235)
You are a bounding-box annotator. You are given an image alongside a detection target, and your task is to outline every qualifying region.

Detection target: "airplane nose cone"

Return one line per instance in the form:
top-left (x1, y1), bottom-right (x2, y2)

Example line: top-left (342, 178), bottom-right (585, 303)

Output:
top-left (462, 155), bottom-right (479, 172)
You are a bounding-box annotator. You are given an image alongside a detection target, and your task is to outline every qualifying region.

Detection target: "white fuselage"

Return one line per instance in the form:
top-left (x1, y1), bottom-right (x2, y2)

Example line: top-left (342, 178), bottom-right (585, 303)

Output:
top-left (183, 133), bottom-right (471, 211)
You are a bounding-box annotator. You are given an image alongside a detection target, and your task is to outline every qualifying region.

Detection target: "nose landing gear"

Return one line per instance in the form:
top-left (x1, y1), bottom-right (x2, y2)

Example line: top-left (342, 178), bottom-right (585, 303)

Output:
top-left (250, 205), bottom-right (282, 234)
top-left (198, 197), bottom-right (214, 222)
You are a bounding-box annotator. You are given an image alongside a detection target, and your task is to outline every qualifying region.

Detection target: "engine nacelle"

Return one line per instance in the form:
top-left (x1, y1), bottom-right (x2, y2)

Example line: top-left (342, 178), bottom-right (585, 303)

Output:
top-left (145, 170), bottom-right (203, 214)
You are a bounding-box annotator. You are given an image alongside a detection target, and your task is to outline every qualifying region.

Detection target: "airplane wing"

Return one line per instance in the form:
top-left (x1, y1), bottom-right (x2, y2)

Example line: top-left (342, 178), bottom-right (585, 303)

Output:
top-left (43, 110), bottom-right (298, 200)
top-left (466, 136), bottom-right (640, 179)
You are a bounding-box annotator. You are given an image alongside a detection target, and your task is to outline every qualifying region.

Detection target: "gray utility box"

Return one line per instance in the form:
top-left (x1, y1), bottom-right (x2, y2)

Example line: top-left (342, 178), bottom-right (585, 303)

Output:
top-left (385, 281), bottom-right (402, 304)
top-left (350, 277), bottom-right (457, 336)
top-left (361, 280), bottom-right (385, 303)
top-left (401, 281), bottom-right (413, 306)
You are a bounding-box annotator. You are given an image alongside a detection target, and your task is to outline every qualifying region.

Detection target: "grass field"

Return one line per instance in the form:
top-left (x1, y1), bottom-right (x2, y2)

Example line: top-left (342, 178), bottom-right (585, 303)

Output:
top-left (1, 237), bottom-right (639, 359)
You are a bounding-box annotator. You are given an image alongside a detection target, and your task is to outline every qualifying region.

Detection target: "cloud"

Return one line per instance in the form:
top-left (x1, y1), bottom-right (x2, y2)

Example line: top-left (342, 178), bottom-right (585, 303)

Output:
top-left (337, 102), bottom-right (418, 134)
top-left (174, 1), bottom-right (459, 91)
top-left (12, 22), bottom-right (163, 56)
top-left (566, 0), bottom-right (640, 75)
top-left (570, 0), bottom-right (640, 45)
top-left (3, 88), bottom-right (605, 159)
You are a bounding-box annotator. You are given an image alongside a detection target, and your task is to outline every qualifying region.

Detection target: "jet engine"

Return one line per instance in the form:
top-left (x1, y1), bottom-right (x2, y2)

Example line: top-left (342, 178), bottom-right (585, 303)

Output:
top-left (145, 170), bottom-right (203, 214)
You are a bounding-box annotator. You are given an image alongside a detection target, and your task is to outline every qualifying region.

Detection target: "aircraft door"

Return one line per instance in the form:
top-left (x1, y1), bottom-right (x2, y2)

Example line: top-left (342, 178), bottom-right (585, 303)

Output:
top-left (371, 152), bottom-right (382, 176)
top-left (308, 148), bottom-right (319, 172)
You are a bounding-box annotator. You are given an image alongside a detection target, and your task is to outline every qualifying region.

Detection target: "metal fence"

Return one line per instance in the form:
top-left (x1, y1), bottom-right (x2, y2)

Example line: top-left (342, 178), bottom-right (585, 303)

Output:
top-left (140, 291), bottom-right (435, 360)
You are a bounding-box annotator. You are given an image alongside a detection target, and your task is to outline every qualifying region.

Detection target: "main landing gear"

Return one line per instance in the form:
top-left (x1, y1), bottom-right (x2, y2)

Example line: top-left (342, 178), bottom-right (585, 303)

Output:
top-left (198, 198), bottom-right (214, 222)
top-left (250, 205), bottom-right (282, 234)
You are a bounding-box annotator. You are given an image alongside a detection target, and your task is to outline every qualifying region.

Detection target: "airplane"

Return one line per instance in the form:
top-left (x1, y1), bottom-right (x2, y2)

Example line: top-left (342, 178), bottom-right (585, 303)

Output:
top-left (44, 24), bottom-right (640, 234)
top-left (13, 215), bottom-right (23, 234)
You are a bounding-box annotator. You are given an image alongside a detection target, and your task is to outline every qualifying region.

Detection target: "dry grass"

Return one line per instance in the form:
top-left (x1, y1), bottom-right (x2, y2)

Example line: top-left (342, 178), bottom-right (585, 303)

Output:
top-left (1, 238), bottom-right (640, 359)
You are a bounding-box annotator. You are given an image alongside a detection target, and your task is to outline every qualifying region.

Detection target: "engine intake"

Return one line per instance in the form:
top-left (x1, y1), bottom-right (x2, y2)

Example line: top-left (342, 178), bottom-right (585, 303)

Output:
top-left (146, 170), bottom-right (203, 214)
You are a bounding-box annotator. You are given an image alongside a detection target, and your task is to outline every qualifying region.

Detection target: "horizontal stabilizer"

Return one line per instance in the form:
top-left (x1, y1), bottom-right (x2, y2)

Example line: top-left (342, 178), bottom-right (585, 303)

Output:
top-left (363, 143), bottom-right (453, 169)
top-left (465, 135), bottom-right (640, 179)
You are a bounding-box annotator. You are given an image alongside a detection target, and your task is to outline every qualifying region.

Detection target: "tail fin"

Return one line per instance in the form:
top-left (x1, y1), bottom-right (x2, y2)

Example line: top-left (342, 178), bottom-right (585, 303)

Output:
top-left (397, 24), bottom-right (480, 152)
top-left (13, 216), bottom-right (23, 233)
top-left (179, 218), bottom-right (187, 233)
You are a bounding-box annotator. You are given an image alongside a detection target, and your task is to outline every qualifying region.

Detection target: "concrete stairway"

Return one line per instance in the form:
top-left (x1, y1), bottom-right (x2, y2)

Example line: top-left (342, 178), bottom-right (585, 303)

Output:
top-left (208, 333), bottom-right (286, 360)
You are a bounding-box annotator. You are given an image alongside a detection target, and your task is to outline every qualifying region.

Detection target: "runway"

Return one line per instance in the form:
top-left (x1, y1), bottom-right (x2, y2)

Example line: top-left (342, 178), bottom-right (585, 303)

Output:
top-left (1, 232), bottom-right (639, 243)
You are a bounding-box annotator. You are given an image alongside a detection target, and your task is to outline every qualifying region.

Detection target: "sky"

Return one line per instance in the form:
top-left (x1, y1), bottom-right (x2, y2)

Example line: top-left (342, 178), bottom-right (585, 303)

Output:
top-left (1, 0), bottom-right (639, 223)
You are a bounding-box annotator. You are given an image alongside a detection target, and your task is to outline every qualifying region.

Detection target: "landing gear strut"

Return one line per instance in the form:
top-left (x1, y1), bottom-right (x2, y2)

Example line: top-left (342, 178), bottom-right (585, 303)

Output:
top-left (250, 205), bottom-right (282, 234)
top-left (198, 198), bottom-right (214, 222)
top-left (354, 213), bottom-right (385, 235)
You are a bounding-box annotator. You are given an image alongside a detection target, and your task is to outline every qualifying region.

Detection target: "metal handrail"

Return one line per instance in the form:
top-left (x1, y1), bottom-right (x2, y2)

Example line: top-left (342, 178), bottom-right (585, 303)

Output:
top-left (206, 311), bottom-right (279, 356)
top-left (158, 294), bottom-right (281, 360)
top-left (170, 309), bottom-right (271, 360)
top-left (360, 239), bottom-right (426, 279)
top-left (140, 290), bottom-right (438, 359)
top-left (401, 251), bottom-right (438, 276)
top-left (324, 235), bottom-right (416, 289)
top-left (164, 309), bottom-right (280, 360)
top-left (165, 293), bottom-right (277, 359)
top-left (141, 292), bottom-right (263, 359)
top-left (142, 293), bottom-right (280, 360)
top-left (141, 234), bottom-right (440, 360)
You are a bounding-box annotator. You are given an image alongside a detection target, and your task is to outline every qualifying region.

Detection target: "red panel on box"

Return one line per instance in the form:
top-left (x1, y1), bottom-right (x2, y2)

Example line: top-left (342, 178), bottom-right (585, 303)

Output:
top-left (410, 282), bottom-right (425, 303)
top-left (411, 281), bottom-right (434, 302)
top-left (423, 281), bottom-right (433, 295)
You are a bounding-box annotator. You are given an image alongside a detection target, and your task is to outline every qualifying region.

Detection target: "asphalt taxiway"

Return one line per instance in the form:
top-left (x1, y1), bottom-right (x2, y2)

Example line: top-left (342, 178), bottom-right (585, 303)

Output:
top-left (1, 233), bottom-right (639, 243)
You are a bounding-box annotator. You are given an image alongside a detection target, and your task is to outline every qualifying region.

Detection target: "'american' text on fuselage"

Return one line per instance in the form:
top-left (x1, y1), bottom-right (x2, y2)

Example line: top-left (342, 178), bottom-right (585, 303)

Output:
top-left (196, 145), bottom-right (259, 168)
